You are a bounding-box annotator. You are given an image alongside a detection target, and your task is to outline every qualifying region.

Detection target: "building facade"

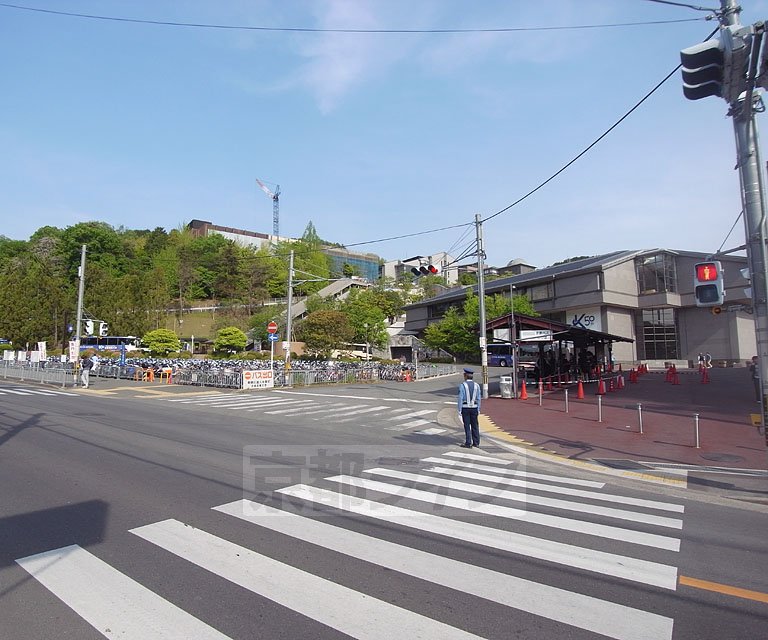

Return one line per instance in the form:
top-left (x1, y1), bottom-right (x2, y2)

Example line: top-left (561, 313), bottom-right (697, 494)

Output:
top-left (403, 249), bottom-right (755, 365)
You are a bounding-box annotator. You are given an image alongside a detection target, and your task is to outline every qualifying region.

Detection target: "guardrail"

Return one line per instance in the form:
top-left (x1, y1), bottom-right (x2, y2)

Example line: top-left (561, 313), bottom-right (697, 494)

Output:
top-left (0, 360), bottom-right (458, 391)
top-left (0, 361), bottom-right (75, 387)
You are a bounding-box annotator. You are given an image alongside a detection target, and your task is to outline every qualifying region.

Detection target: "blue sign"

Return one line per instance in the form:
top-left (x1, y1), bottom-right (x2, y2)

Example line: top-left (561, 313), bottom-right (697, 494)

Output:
top-left (267, 334), bottom-right (280, 342)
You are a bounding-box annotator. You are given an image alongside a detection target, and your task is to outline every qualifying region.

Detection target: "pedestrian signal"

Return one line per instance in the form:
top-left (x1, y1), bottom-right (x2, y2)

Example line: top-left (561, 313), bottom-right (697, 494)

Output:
top-left (694, 261), bottom-right (725, 307)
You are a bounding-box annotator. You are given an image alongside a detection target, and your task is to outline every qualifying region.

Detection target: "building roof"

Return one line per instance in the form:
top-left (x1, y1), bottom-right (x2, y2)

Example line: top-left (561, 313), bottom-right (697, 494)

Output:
top-left (486, 312), bottom-right (633, 346)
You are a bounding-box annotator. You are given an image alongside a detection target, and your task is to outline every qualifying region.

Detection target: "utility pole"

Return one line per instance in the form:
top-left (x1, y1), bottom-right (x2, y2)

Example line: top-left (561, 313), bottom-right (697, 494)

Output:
top-left (285, 250), bottom-right (295, 374)
top-left (719, 0), bottom-right (768, 443)
top-left (475, 214), bottom-right (489, 399)
top-left (74, 244), bottom-right (86, 380)
top-left (510, 284), bottom-right (518, 399)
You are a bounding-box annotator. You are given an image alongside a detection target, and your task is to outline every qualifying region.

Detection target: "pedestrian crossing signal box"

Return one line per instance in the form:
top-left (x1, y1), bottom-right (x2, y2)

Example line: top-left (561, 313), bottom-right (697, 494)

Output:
top-left (694, 261), bottom-right (725, 307)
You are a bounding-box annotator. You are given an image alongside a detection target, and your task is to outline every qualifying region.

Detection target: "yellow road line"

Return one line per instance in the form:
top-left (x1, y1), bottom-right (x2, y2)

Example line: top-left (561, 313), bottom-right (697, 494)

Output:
top-left (679, 575), bottom-right (768, 604)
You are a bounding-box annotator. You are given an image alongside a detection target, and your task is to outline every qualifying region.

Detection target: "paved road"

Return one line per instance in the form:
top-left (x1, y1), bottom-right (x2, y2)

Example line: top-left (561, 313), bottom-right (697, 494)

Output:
top-left (0, 377), bottom-right (766, 639)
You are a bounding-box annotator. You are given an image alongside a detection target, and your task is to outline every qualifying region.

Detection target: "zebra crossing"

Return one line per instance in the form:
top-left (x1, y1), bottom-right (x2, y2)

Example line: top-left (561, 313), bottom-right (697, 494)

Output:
top-left (0, 385), bottom-right (77, 397)
top-left (157, 390), bottom-right (445, 433)
top-left (16, 449), bottom-right (684, 639)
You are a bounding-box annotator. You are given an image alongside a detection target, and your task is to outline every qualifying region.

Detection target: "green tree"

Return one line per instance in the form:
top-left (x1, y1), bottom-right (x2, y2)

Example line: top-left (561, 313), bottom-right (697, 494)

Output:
top-left (142, 328), bottom-right (181, 356)
top-left (421, 292), bottom-right (538, 361)
top-left (213, 326), bottom-right (248, 353)
top-left (295, 310), bottom-right (354, 357)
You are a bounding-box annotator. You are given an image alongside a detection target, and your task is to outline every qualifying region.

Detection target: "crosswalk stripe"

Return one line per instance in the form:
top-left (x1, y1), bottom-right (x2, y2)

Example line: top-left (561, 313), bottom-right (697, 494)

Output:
top-left (385, 419), bottom-right (433, 430)
top-left (367, 468), bottom-right (683, 529)
top-left (415, 427), bottom-right (447, 434)
top-left (245, 400), bottom-right (326, 412)
top-left (335, 405), bottom-right (392, 421)
top-left (422, 464), bottom-right (684, 513)
top-left (16, 545), bottom-right (231, 640)
top-left (443, 450), bottom-right (515, 465)
top-left (274, 390), bottom-right (435, 404)
top-left (2, 389), bottom-right (33, 395)
top-left (167, 393), bottom-right (243, 403)
top-left (130, 519), bottom-right (483, 640)
top-left (220, 399), bottom-right (313, 410)
top-left (214, 499), bottom-right (674, 640)
top-left (386, 409), bottom-right (433, 420)
top-left (263, 402), bottom-right (363, 415)
top-left (324, 475), bottom-right (681, 551)
top-left (421, 456), bottom-right (607, 488)
top-left (273, 485), bottom-right (678, 589)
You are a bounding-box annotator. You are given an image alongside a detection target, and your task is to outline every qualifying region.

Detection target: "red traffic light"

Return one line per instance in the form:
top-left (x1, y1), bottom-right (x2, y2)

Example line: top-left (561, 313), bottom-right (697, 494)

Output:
top-left (427, 265), bottom-right (438, 274)
top-left (695, 262), bottom-right (719, 282)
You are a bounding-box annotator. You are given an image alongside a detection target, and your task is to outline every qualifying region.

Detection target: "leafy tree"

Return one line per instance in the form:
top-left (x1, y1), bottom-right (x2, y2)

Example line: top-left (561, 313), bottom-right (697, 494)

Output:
top-left (142, 328), bottom-right (181, 356)
top-left (421, 292), bottom-right (538, 360)
top-left (248, 306), bottom-right (285, 344)
top-left (295, 310), bottom-right (354, 357)
top-left (213, 326), bottom-right (247, 353)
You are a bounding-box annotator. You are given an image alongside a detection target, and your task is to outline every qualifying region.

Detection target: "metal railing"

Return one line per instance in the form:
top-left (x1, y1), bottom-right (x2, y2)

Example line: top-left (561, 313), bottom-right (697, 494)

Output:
top-left (0, 361), bottom-right (75, 387)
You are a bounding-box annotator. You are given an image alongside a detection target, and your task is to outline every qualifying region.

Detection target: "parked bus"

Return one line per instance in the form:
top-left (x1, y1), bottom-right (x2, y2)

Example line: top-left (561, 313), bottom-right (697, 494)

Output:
top-left (487, 342), bottom-right (539, 379)
top-left (80, 336), bottom-right (144, 352)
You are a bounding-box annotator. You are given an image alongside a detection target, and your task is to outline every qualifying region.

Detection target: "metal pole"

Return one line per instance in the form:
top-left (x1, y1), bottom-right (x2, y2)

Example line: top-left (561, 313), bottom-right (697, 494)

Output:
top-left (720, 1), bottom-right (768, 447)
top-left (638, 403), bottom-right (644, 434)
top-left (73, 244), bottom-right (86, 385)
top-left (285, 250), bottom-right (295, 375)
top-left (564, 388), bottom-right (569, 414)
top-left (598, 395), bottom-right (602, 423)
top-left (694, 413), bottom-right (701, 448)
top-left (475, 214), bottom-right (489, 399)
top-left (510, 284), bottom-right (518, 398)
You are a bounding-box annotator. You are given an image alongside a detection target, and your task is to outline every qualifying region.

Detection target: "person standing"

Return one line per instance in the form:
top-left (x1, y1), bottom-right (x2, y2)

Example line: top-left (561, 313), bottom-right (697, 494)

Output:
top-left (80, 353), bottom-right (93, 389)
top-left (457, 368), bottom-right (482, 448)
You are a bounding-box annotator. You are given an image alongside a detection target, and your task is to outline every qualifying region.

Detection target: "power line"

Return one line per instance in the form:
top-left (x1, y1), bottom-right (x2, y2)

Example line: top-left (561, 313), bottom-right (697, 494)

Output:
top-left (482, 26), bottom-right (720, 225)
top-left (0, 3), bottom-right (705, 33)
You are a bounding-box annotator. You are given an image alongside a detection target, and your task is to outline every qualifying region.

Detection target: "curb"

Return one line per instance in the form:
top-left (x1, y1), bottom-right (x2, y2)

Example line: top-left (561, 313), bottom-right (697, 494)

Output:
top-left (478, 413), bottom-right (687, 487)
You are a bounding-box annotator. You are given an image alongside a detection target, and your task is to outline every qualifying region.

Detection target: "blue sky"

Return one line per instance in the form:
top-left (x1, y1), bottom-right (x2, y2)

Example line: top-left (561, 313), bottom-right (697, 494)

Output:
top-left (1, 0), bottom-right (767, 269)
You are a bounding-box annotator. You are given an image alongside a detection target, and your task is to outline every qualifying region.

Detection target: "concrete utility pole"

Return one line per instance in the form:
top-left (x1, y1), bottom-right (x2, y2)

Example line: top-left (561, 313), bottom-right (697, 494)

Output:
top-left (475, 214), bottom-right (489, 399)
top-left (720, 0), bottom-right (768, 442)
top-left (73, 244), bottom-right (86, 378)
top-left (285, 250), bottom-right (295, 372)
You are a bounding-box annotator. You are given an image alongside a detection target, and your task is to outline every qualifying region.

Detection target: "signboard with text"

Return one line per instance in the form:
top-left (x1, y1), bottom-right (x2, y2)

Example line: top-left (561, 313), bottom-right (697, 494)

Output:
top-left (519, 330), bottom-right (553, 342)
top-left (568, 308), bottom-right (602, 332)
top-left (242, 369), bottom-right (275, 390)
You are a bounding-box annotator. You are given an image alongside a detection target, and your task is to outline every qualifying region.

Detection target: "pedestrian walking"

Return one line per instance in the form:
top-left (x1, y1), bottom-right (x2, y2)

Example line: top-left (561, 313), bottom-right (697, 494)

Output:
top-left (80, 353), bottom-right (93, 388)
top-left (750, 356), bottom-right (761, 403)
top-left (457, 367), bottom-right (482, 448)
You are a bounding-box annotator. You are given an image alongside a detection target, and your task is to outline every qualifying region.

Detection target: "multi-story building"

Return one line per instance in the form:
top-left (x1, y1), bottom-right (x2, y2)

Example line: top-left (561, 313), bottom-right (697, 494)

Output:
top-left (188, 220), bottom-right (383, 282)
top-left (403, 249), bottom-right (754, 365)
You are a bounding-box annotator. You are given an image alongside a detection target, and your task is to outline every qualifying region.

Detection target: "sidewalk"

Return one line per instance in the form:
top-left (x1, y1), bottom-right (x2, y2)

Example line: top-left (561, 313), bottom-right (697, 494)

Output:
top-left (481, 367), bottom-right (768, 473)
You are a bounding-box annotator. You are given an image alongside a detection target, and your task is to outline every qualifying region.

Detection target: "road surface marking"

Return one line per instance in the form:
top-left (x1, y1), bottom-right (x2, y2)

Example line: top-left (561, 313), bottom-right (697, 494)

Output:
top-left (274, 485), bottom-right (678, 589)
top-left (131, 519), bottom-right (482, 640)
top-left (214, 499), bottom-right (674, 640)
top-left (679, 575), bottom-right (768, 603)
top-left (422, 463), bottom-right (683, 512)
top-left (16, 545), bottom-right (231, 640)
top-left (324, 475), bottom-right (680, 551)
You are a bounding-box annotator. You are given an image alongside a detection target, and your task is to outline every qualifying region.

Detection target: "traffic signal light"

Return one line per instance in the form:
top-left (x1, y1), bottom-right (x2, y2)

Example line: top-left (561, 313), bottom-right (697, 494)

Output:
top-left (680, 26), bottom-right (750, 103)
top-left (694, 261), bottom-right (725, 307)
top-left (99, 321), bottom-right (109, 337)
top-left (411, 264), bottom-right (438, 276)
top-left (681, 40), bottom-right (724, 100)
top-left (84, 320), bottom-right (95, 335)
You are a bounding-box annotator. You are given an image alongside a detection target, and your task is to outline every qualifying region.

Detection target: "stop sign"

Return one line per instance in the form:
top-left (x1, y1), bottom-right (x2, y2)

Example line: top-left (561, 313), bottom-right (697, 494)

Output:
top-left (267, 321), bottom-right (278, 334)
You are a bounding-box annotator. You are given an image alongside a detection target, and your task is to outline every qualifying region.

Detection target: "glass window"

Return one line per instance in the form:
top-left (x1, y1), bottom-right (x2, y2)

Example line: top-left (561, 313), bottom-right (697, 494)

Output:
top-left (638, 308), bottom-right (679, 360)
top-left (636, 253), bottom-right (677, 294)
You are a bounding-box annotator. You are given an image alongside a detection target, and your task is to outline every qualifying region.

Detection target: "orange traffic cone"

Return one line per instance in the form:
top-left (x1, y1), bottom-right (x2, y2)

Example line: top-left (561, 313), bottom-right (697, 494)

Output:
top-left (546, 376), bottom-right (553, 391)
top-left (519, 380), bottom-right (528, 400)
top-left (672, 371), bottom-right (681, 385)
top-left (608, 377), bottom-right (615, 392)
top-left (576, 379), bottom-right (584, 399)
top-left (596, 378), bottom-right (606, 395)
top-left (617, 374), bottom-right (625, 390)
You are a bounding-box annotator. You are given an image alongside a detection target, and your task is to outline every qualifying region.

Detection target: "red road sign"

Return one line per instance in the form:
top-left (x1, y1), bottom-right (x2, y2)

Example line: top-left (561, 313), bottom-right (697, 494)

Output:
top-left (267, 321), bottom-right (278, 334)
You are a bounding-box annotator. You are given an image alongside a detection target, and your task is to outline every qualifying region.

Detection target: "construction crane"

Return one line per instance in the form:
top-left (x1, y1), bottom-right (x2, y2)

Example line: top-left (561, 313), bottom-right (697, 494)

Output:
top-left (256, 178), bottom-right (281, 238)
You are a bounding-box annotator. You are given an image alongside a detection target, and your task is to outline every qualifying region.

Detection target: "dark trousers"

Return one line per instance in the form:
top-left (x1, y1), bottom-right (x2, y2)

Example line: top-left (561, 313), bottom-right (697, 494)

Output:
top-left (461, 407), bottom-right (480, 446)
